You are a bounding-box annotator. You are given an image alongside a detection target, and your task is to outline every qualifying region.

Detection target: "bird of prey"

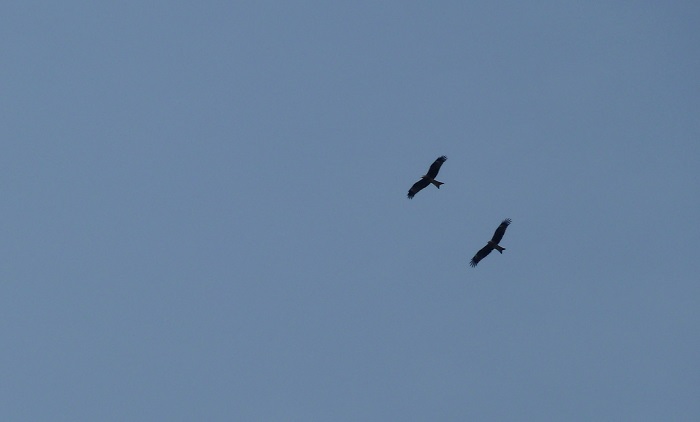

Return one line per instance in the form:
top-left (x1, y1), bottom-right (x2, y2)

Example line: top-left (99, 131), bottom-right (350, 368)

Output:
top-left (470, 219), bottom-right (512, 267)
top-left (407, 156), bottom-right (447, 199)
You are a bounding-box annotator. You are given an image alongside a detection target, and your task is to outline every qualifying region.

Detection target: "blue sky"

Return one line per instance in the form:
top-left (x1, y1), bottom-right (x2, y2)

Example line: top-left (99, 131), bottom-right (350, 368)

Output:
top-left (2, 1), bottom-right (699, 420)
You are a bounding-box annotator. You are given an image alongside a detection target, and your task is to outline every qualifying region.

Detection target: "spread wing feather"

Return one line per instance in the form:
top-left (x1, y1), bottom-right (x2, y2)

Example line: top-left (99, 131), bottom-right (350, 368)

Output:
top-left (490, 218), bottom-right (512, 244)
top-left (407, 178), bottom-right (430, 199)
top-left (426, 156), bottom-right (447, 179)
top-left (469, 245), bottom-right (493, 267)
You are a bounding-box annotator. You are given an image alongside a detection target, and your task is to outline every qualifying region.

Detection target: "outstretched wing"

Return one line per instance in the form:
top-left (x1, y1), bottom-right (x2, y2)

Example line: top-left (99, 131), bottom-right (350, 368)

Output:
top-left (490, 218), bottom-right (512, 244)
top-left (469, 244), bottom-right (493, 267)
top-left (425, 155), bottom-right (447, 179)
top-left (407, 178), bottom-right (431, 199)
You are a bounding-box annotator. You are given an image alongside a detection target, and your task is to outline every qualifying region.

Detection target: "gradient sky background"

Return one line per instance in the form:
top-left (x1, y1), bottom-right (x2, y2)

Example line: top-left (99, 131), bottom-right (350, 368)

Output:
top-left (2, 1), bottom-right (699, 421)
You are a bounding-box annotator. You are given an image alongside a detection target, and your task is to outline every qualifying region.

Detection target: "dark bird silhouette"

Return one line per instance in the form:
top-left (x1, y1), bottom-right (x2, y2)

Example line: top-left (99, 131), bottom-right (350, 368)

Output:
top-left (470, 219), bottom-right (512, 267)
top-left (407, 156), bottom-right (447, 199)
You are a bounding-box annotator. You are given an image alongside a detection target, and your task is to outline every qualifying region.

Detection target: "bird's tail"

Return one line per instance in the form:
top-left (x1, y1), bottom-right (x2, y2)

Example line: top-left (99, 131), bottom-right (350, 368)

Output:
top-left (431, 180), bottom-right (444, 188)
top-left (494, 245), bottom-right (505, 254)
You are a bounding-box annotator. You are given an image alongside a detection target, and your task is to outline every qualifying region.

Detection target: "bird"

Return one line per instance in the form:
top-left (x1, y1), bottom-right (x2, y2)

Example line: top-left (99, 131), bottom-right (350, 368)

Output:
top-left (407, 156), bottom-right (447, 199)
top-left (470, 218), bottom-right (512, 267)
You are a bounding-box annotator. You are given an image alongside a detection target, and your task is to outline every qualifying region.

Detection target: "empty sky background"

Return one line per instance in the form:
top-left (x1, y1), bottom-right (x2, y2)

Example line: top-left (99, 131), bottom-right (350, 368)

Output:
top-left (2, 1), bottom-right (699, 420)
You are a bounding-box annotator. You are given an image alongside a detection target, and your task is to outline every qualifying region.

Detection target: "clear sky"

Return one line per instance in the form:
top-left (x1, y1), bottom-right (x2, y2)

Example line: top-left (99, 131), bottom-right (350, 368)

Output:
top-left (2, 1), bottom-right (699, 421)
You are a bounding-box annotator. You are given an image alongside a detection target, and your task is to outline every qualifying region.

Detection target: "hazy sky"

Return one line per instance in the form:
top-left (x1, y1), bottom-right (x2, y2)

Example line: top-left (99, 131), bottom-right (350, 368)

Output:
top-left (2, 2), bottom-right (699, 420)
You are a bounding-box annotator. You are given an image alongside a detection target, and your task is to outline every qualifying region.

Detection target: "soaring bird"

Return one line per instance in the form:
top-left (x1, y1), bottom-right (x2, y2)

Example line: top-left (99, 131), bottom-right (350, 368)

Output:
top-left (407, 156), bottom-right (447, 199)
top-left (470, 219), bottom-right (512, 267)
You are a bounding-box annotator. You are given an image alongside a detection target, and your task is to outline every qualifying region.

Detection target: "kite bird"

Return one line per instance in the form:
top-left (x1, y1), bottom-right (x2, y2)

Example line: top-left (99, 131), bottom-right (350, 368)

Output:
top-left (407, 155), bottom-right (447, 199)
top-left (470, 218), bottom-right (512, 267)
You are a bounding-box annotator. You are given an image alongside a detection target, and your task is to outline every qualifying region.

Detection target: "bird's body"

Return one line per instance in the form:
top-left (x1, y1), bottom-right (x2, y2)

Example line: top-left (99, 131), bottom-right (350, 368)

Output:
top-left (470, 219), bottom-right (512, 267)
top-left (407, 156), bottom-right (447, 199)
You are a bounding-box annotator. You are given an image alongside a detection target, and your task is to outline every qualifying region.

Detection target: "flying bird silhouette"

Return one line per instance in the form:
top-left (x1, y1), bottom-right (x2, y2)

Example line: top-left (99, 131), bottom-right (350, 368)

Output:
top-left (470, 219), bottom-right (512, 267)
top-left (407, 156), bottom-right (447, 199)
